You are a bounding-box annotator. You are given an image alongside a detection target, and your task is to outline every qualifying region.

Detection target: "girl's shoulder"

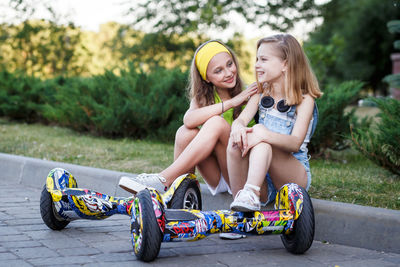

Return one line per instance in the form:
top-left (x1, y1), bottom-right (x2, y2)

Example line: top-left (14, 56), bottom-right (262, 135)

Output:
top-left (300, 94), bottom-right (315, 105)
top-left (296, 94), bottom-right (315, 113)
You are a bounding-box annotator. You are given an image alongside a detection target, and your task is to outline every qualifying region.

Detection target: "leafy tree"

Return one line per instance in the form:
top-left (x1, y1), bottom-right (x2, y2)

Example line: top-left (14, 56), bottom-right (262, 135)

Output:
top-left (306, 0), bottom-right (400, 95)
top-left (127, 0), bottom-right (320, 34)
top-left (0, 20), bottom-right (88, 77)
top-left (117, 0), bottom-right (321, 70)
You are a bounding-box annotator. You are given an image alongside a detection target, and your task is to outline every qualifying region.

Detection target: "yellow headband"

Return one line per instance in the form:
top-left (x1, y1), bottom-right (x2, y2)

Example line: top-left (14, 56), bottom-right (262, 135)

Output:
top-left (195, 41), bottom-right (231, 80)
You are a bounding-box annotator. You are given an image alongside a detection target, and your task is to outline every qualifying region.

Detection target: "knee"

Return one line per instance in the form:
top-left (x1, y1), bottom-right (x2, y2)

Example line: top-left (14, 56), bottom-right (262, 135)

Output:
top-left (257, 142), bottom-right (272, 152)
top-left (203, 116), bottom-right (230, 133)
top-left (175, 125), bottom-right (198, 147)
top-left (227, 138), bottom-right (242, 158)
top-left (251, 142), bottom-right (273, 157)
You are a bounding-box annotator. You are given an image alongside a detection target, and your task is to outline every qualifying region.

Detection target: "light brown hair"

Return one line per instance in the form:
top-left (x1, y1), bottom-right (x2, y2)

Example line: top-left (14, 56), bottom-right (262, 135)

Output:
top-left (188, 40), bottom-right (243, 119)
top-left (257, 34), bottom-right (322, 105)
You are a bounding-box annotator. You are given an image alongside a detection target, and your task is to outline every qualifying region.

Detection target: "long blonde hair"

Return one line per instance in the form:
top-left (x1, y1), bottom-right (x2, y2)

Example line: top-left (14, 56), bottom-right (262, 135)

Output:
top-left (188, 40), bottom-right (243, 119)
top-left (257, 34), bottom-right (322, 105)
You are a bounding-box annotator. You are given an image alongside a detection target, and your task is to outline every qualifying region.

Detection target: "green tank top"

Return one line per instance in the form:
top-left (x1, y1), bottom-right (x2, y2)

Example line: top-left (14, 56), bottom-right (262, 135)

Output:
top-left (214, 91), bottom-right (256, 127)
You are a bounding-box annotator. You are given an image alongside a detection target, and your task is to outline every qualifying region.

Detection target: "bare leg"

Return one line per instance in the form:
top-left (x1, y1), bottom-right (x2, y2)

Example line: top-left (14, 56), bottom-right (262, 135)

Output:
top-left (226, 138), bottom-right (249, 198)
top-left (174, 125), bottom-right (198, 174)
top-left (160, 116), bottom-right (230, 186)
top-left (268, 147), bottom-right (308, 189)
top-left (246, 142), bottom-right (272, 198)
top-left (197, 135), bottom-right (230, 188)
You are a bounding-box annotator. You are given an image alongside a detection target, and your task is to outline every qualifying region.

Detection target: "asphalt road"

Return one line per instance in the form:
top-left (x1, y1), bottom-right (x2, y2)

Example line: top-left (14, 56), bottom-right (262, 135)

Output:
top-left (1, 179), bottom-right (400, 267)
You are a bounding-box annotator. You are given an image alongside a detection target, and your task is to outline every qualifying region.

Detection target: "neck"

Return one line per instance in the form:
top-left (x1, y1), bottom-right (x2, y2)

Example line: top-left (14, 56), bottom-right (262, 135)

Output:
top-left (268, 81), bottom-right (285, 99)
top-left (215, 87), bottom-right (231, 101)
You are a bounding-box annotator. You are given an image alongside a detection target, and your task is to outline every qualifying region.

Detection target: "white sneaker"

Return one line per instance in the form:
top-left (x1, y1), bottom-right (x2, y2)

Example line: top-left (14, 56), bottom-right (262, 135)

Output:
top-left (119, 173), bottom-right (167, 194)
top-left (230, 184), bottom-right (261, 212)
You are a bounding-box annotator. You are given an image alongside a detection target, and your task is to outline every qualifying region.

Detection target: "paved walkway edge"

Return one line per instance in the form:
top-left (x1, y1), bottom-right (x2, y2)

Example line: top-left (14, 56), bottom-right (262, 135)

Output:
top-left (1, 152), bottom-right (399, 254)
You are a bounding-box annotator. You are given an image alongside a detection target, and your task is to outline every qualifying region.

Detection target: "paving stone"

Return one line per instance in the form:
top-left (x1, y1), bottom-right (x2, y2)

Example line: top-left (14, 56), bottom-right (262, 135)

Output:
top-left (0, 234), bottom-right (31, 242)
top-left (23, 230), bottom-right (70, 240)
top-left (89, 252), bottom-right (137, 262)
top-left (14, 224), bottom-right (51, 231)
top-left (0, 259), bottom-right (34, 267)
top-left (0, 226), bottom-right (20, 235)
top-left (27, 255), bottom-right (96, 266)
top-left (4, 218), bottom-right (44, 226)
top-left (40, 237), bottom-right (87, 249)
top-left (10, 246), bottom-right (58, 259)
top-left (89, 239), bottom-right (133, 253)
top-left (1, 240), bottom-right (42, 248)
top-left (55, 246), bottom-right (101, 256)
top-left (0, 252), bottom-right (19, 260)
top-left (83, 261), bottom-right (140, 267)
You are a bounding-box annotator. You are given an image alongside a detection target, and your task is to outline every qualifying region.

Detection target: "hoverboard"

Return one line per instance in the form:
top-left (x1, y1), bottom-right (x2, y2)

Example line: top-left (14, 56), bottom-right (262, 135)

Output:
top-left (129, 180), bottom-right (314, 261)
top-left (39, 168), bottom-right (201, 229)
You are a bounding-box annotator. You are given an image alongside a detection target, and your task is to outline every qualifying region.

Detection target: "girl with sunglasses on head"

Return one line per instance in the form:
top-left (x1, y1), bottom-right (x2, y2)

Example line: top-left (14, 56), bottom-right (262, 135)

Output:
top-left (228, 34), bottom-right (322, 211)
top-left (121, 40), bottom-right (257, 196)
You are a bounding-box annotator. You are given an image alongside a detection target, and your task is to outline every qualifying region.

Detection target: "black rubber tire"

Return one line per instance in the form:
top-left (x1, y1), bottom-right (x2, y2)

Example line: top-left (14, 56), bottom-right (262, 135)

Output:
top-left (281, 186), bottom-right (315, 254)
top-left (131, 189), bottom-right (163, 262)
top-left (169, 178), bottom-right (202, 210)
top-left (40, 185), bottom-right (70, 230)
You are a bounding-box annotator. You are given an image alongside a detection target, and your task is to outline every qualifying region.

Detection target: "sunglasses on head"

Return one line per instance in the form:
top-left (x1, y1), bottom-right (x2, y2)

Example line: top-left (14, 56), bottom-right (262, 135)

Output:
top-left (261, 96), bottom-right (290, 113)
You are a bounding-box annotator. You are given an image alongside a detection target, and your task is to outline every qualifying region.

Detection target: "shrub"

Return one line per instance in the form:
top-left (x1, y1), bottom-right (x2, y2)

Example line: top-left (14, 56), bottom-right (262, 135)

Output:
top-left (0, 70), bottom-right (45, 122)
top-left (42, 65), bottom-right (188, 140)
top-left (351, 98), bottom-right (400, 176)
top-left (310, 80), bottom-right (365, 155)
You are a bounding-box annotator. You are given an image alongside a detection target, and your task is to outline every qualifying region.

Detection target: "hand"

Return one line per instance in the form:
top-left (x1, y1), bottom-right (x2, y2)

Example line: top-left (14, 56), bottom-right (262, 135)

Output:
top-left (230, 123), bottom-right (253, 153)
top-left (230, 82), bottom-right (258, 107)
top-left (241, 124), bottom-right (266, 157)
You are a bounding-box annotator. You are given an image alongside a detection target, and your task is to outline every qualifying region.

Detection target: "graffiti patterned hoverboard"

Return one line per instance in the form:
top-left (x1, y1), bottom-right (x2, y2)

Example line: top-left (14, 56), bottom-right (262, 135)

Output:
top-left (40, 168), bottom-right (314, 262)
top-left (39, 168), bottom-right (201, 230)
top-left (129, 180), bottom-right (315, 261)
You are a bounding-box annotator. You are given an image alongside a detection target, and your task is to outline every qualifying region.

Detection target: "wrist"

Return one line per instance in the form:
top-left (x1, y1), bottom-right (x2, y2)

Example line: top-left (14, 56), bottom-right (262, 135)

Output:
top-left (224, 99), bottom-right (233, 111)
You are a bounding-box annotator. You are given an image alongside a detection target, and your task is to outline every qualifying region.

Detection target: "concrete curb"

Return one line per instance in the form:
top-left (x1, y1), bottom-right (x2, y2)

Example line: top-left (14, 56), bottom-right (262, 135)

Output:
top-left (1, 152), bottom-right (399, 254)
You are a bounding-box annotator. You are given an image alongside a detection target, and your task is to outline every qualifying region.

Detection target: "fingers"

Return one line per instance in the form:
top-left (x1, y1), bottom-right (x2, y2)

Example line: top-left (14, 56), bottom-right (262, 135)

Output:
top-left (230, 127), bottom-right (253, 155)
top-left (242, 146), bottom-right (249, 157)
top-left (246, 84), bottom-right (258, 98)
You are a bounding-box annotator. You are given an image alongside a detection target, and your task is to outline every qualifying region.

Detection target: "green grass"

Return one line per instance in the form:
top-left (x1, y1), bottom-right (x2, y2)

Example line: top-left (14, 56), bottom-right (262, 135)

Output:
top-left (1, 117), bottom-right (399, 210)
top-left (309, 149), bottom-right (400, 210)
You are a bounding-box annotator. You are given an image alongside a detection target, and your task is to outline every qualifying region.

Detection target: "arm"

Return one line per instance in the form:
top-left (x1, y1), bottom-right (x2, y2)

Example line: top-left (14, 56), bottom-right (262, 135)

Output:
top-left (183, 84), bottom-right (258, 128)
top-left (242, 95), bottom-right (315, 156)
top-left (230, 93), bottom-right (260, 151)
top-left (183, 99), bottom-right (223, 128)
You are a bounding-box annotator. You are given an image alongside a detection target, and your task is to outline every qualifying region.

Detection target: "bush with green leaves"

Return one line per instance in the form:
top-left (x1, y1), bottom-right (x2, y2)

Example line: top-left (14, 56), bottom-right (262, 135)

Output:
top-left (351, 98), bottom-right (400, 175)
top-left (309, 80), bottom-right (365, 155)
top-left (42, 65), bottom-right (188, 140)
top-left (0, 70), bottom-right (46, 122)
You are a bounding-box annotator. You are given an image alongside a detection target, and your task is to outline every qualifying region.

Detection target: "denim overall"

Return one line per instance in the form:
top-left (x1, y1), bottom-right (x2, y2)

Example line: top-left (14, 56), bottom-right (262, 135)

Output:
top-left (258, 97), bottom-right (318, 204)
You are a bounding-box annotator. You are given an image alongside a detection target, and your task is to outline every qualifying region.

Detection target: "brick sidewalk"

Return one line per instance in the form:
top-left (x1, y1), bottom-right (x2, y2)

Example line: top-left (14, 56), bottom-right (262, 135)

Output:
top-left (1, 180), bottom-right (400, 266)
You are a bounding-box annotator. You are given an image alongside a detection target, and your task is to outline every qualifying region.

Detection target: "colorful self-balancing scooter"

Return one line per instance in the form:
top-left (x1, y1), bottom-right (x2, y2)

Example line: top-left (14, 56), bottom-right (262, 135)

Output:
top-left (130, 182), bottom-right (315, 262)
top-left (39, 168), bottom-right (201, 230)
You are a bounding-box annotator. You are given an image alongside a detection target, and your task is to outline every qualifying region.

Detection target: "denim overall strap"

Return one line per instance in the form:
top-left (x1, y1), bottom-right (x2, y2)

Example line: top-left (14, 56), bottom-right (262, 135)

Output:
top-left (287, 105), bottom-right (296, 118)
top-left (310, 103), bottom-right (319, 138)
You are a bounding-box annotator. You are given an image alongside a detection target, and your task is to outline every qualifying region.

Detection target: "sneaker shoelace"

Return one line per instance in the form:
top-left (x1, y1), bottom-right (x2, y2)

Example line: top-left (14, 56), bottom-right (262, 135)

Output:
top-left (136, 173), bottom-right (166, 183)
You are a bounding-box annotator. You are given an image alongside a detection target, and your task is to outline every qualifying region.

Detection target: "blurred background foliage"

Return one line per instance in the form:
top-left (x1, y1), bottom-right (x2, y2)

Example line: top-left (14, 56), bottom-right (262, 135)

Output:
top-left (0, 0), bottom-right (400, 174)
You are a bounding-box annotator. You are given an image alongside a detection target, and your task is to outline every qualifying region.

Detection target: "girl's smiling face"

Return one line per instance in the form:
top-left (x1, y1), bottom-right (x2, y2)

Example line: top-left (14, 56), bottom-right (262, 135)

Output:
top-left (255, 43), bottom-right (286, 84)
top-left (206, 52), bottom-right (237, 89)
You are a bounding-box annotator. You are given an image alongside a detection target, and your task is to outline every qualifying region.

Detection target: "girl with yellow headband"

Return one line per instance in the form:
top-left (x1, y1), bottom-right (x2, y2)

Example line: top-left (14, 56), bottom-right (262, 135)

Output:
top-left (120, 40), bottom-right (257, 196)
